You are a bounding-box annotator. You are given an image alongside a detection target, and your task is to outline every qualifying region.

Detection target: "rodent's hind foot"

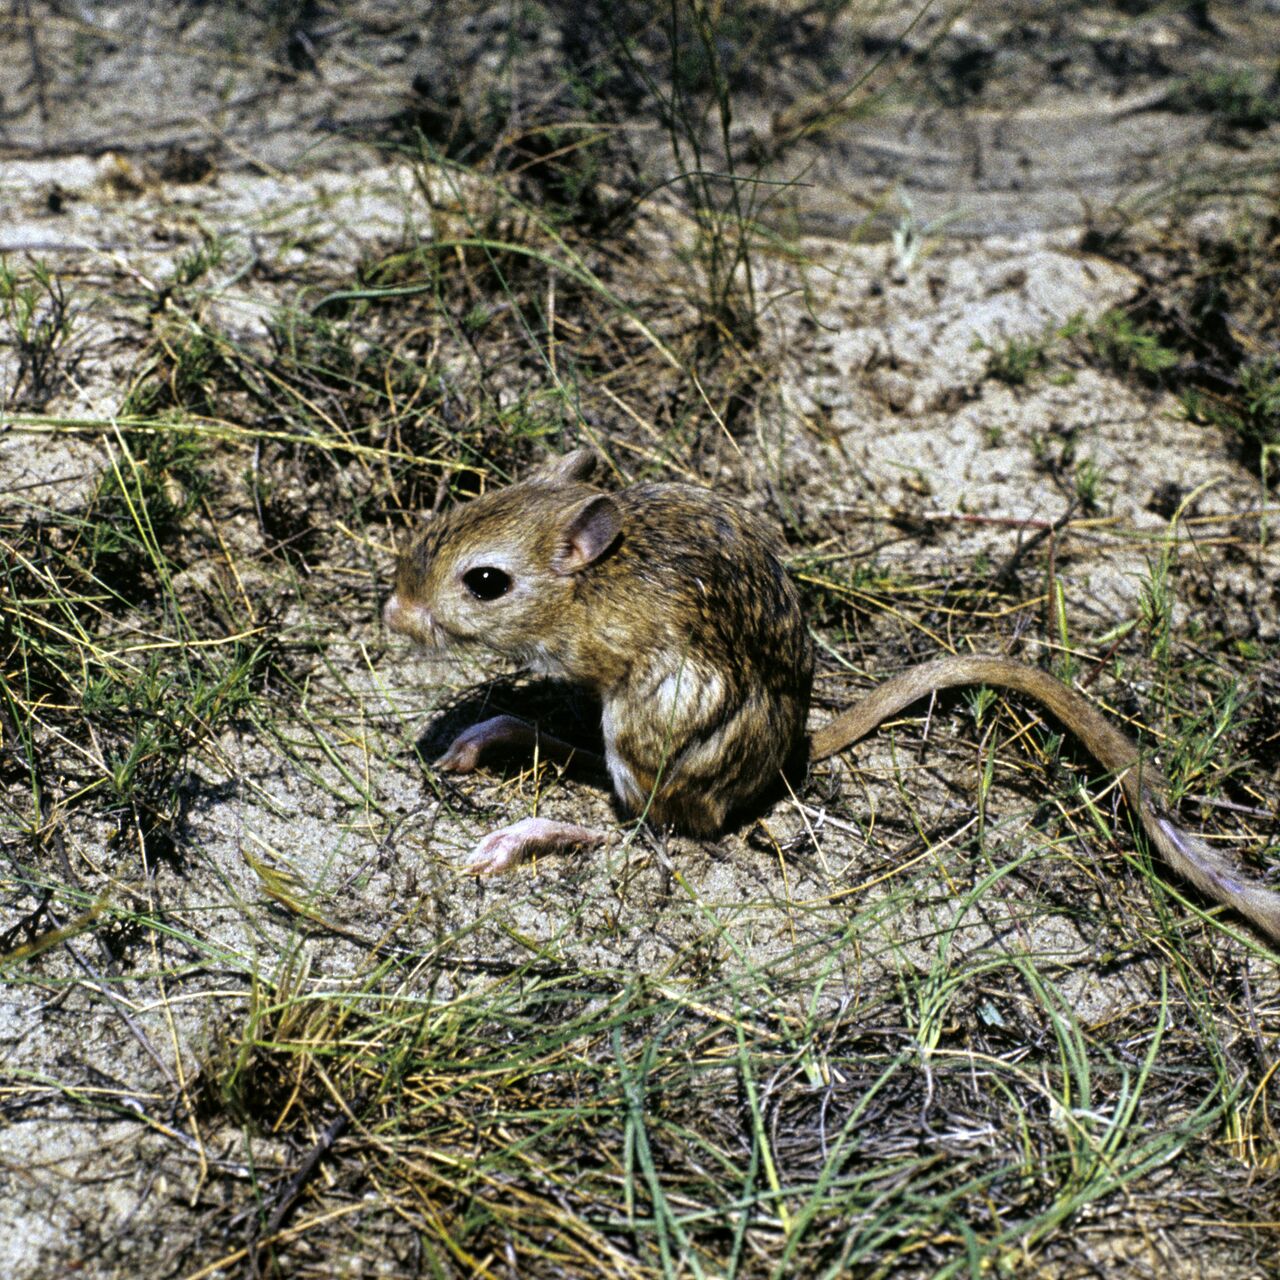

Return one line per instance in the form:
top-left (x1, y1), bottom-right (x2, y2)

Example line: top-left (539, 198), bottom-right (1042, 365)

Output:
top-left (464, 817), bottom-right (606, 875)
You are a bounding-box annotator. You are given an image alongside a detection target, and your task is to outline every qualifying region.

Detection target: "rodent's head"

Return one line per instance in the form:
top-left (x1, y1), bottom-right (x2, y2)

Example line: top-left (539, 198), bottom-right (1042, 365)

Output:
top-left (383, 450), bottom-right (621, 669)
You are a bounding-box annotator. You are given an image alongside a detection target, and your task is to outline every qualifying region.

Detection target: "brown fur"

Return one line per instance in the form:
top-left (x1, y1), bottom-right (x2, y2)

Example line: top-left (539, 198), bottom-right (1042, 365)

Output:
top-left (388, 451), bottom-right (811, 835)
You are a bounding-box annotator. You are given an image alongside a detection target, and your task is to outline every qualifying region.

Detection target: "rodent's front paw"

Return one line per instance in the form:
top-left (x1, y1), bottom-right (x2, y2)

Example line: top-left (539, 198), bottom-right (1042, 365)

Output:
top-left (464, 817), bottom-right (605, 875)
top-left (435, 715), bottom-right (531, 773)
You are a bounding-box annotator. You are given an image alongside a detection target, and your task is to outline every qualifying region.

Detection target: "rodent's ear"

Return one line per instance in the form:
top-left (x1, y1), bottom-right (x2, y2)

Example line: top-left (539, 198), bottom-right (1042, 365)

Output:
top-left (552, 493), bottom-right (622, 575)
top-left (533, 448), bottom-right (600, 486)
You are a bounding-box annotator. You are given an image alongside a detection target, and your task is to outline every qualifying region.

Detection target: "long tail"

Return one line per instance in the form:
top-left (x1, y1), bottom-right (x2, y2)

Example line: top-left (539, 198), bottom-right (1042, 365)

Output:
top-left (810, 656), bottom-right (1280, 942)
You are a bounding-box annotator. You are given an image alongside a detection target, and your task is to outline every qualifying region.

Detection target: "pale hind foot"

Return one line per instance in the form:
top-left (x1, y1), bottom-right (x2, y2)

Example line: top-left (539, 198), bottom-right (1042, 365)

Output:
top-left (464, 817), bottom-right (607, 875)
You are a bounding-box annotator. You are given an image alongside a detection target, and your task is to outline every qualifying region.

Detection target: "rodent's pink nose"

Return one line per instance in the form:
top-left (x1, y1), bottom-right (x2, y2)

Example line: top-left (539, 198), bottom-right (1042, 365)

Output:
top-left (384, 592), bottom-right (436, 644)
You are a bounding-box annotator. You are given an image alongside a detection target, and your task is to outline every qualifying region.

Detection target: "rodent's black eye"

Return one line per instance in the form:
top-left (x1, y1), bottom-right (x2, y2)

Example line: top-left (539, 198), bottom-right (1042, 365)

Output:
top-left (462, 566), bottom-right (512, 601)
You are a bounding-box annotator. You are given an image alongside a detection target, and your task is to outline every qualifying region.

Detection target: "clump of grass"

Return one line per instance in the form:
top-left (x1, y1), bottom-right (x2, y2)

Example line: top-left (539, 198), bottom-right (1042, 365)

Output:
top-left (84, 649), bottom-right (260, 813)
top-left (1138, 544), bottom-right (1175, 668)
top-left (1073, 454), bottom-right (1103, 510)
top-left (172, 230), bottom-right (228, 288)
top-left (392, 8), bottom-right (633, 233)
top-left (596, 0), bottom-right (820, 356)
top-left (984, 333), bottom-right (1053, 385)
top-left (181, 894), bottom-right (1235, 1279)
top-left (0, 256), bottom-right (80, 408)
top-left (1, 429), bottom-right (267, 840)
top-left (981, 309), bottom-right (1192, 396)
top-left (1086, 308), bottom-right (1179, 380)
top-left (196, 945), bottom-right (333, 1129)
top-left (86, 426), bottom-right (210, 588)
top-left (1083, 189), bottom-right (1280, 470)
top-left (121, 330), bottom-right (233, 419)
top-left (1183, 354), bottom-right (1280, 450)
top-left (1169, 67), bottom-right (1280, 131)
top-left (1234, 356), bottom-right (1280, 446)
top-left (978, 317), bottom-right (1084, 389)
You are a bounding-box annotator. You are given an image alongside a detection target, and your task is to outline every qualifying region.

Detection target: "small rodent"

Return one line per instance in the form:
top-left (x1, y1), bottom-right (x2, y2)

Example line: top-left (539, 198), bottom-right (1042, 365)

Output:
top-left (384, 449), bottom-right (1280, 942)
